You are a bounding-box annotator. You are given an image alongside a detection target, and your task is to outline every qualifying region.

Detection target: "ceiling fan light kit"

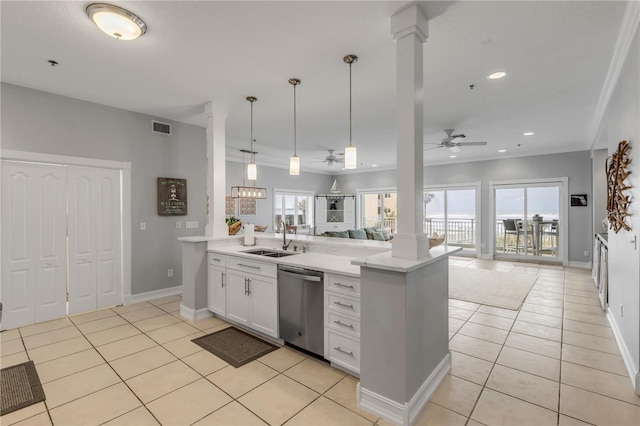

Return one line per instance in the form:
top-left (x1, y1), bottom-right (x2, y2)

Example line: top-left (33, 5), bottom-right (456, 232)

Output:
top-left (344, 54), bottom-right (358, 169)
top-left (289, 78), bottom-right (301, 176)
top-left (86, 3), bottom-right (147, 40)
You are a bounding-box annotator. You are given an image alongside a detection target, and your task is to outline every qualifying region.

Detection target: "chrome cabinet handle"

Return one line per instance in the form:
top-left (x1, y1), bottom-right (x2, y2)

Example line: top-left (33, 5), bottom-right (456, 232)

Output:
top-left (334, 282), bottom-right (354, 289)
top-left (221, 273), bottom-right (225, 288)
top-left (333, 301), bottom-right (354, 309)
top-left (334, 346), bottom-right (354, 357)
top-left (237, 263), bottom-right (260, 270)
top-left (334, 320), bottom-right (354, 329)
top-left (244, 277), bottom-right (248, 295)
top-left (247, 278), bottom-right (251, 295)
top-left (212, 257), bottom-right (221, 262)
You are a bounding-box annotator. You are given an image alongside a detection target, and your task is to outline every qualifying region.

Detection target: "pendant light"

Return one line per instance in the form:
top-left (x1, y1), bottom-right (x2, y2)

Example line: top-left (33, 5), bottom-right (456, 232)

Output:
top-left (247, 96), bottom-right (257, 181)
top-left (231, 148), bottom-right (266, 199)
top-left (344, 54), bottom-right (358, 169)
top-left (289, 78), bottom-right (301, 175)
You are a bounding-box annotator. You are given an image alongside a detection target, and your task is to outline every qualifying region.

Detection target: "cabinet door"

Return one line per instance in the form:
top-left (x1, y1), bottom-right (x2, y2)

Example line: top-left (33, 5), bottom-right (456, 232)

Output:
top-left (226, 271), bottom-right (250, 326)
top-left (207, 266), bottom-right (226, 317)
top-left (315, 197), bottom-right (327, 226)
top-left (248, 275), bottom-right (278, 338)
top-left (343, 197), bottom-right (355, 226)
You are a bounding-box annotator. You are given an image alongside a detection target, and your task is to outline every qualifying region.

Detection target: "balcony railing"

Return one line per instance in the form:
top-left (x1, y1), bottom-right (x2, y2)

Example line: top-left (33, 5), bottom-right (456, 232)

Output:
top-left (425, 218), bottom-right (476, 248)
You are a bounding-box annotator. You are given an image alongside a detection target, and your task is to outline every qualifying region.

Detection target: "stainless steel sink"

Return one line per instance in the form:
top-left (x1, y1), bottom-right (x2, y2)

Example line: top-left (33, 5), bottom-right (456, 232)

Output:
top-left (241, 248), bottom-right (298, 258)
top-left (263, 252), bottom-right (298, 258)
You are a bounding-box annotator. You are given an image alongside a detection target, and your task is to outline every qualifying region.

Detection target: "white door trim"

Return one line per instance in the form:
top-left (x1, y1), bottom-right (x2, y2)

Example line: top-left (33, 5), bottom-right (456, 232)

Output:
top-left (0, 150), bottom-right (132, 307)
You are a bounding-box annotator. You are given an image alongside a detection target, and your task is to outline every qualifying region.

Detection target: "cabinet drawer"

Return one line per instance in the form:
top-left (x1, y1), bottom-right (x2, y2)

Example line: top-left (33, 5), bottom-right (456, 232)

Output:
top-left (325, 329), bottom-right (360, 374)
top-left (326, 274), bottom-right (360, 296)
top-left (208, 253), bottom-right (226, 267)
top-left (326, 311), bottom-right (360, 336)
top-left (227, 256), bottom-right (276, 278)
top-left (325, 292), bottom-right (360, 317)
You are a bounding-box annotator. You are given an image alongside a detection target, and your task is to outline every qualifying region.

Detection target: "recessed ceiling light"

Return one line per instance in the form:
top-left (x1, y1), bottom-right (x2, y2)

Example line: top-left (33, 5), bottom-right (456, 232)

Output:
top-left (449, 155), bottom-right (457, 158)
top-left (371, 164), bottom-right (378, 168)
top-left (87, 3), bottom-right (147, 40)
top-left (498, 149), bottom-right (507, 153)
top-left (523, 132), bottom-right (534, 136)
top-left (487, 71), bottom-right (506, 80)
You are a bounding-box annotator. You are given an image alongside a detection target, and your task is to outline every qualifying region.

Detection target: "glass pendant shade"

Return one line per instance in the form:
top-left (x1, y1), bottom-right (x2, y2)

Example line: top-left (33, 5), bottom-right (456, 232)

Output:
top-left (247, 162), bottom-right (257, 181)
top-left (87, 4), bottom-right (147, 40)
top-left (344, 146), bottom-right (357, 169)
top-left (289, 155), bottom-right (300, 175)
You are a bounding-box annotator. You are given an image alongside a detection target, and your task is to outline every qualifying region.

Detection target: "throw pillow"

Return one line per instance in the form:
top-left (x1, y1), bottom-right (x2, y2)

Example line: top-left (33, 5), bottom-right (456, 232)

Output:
top-left (349, 229), bottom-right (367, 240)
top-left (363, 227), bottom-right (377, 240)
top-left (371, 231), bottom-right (386, 241)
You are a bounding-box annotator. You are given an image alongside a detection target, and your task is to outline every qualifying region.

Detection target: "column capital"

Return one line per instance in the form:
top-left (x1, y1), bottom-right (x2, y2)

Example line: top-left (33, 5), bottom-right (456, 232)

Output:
top-left (203, 101), bottom-right (228, 119)
top-left (390, 5), bottom-right (428, 43)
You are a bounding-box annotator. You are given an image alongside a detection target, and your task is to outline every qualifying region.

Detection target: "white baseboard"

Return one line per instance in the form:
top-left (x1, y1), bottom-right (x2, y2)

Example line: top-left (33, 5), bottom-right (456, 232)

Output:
top-left (478, 253), bottom-right (492, 260)
top-left (567, 261), bottom-right (591, 269)
top-left (123, 286), bottom-right (182, 305)
top-left (179, 304), bottom-right (213, 322)
top-left (357, 352), bottom-right (451, 425)
top-left (607, 310), bottom-right (640, 395)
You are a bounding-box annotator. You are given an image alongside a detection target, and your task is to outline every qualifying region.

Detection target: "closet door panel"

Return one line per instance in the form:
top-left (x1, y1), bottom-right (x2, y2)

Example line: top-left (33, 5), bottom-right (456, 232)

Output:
top-left (35, 168), bottom-right (68, 323)
top-left (96, 168), bottom-right (122, 309)
top-left (68, 167), bottom-right (97, 315)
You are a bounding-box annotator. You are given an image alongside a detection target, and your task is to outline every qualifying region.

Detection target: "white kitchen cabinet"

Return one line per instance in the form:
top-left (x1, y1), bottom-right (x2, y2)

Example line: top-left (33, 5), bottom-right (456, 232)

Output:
top-left (207, 254), bottom-right (226, 317)
top-left (225, 255), bottom-right (278, 338)
top-left (315, 195), bottom-right (356, 235)
top-left (324, 272), bottom-right (361, 374)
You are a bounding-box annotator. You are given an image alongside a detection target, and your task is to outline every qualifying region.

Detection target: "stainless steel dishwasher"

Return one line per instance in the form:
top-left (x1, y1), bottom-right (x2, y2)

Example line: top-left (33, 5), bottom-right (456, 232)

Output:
top-left (278, 265), bottom-right (324, 357)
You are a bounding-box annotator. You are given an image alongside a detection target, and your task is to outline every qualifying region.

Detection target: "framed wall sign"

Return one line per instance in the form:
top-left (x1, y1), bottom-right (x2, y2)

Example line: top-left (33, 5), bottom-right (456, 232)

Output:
top-left (158, 177), bottom-right (187, 216)
top-left (570, 194), bottom-right (588, 207)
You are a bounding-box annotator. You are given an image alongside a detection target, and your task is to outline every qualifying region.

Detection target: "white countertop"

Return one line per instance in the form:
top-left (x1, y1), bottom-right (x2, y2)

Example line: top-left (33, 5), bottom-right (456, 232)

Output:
top-left (207, 244), bottom-right (361, 277)
top-left (352, 245), bottom-right (462, 273)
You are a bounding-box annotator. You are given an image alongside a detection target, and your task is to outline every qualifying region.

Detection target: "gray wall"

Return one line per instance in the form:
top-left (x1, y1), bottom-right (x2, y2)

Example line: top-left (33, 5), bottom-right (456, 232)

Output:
top-left (592, 149), bottom-right (608, 233)
top-left (339, 151), bottom-right (593, 263)
top-left (1, 83), bottom-right (207, 295)
top-left (593, 26), bottom-right (639, 384)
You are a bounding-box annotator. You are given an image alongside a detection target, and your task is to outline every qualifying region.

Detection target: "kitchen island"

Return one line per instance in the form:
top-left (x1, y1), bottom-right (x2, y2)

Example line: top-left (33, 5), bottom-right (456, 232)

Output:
top-left (179, 232), bottom-right (460, 425)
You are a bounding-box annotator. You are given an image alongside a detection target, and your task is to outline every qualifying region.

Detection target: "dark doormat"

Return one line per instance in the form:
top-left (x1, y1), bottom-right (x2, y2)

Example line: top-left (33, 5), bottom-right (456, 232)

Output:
top-left (192, 327), bottom-right (279, 368)
top-left (1, 361), bottom-right (46, 416)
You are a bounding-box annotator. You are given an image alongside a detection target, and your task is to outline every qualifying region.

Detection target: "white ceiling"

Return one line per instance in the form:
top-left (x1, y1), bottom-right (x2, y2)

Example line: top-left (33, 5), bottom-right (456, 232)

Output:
top-left (1, 1), bottom-right (627, 174)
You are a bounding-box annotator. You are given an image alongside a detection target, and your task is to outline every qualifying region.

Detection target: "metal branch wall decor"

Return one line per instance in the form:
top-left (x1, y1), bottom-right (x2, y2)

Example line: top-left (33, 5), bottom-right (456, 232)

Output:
top-left (606, 140), bottom-right (632, 233)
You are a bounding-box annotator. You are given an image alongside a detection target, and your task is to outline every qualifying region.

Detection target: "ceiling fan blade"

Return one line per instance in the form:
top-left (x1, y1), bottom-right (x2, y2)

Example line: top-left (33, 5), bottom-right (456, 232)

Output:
top-left (424, 145), bottom-right (444, 151)
top-left (456, 141), bottom-right (487, 146)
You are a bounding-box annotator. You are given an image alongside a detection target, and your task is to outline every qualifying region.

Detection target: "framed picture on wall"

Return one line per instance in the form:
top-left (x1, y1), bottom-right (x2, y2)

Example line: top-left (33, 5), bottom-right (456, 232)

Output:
top-left (158, 177), bottom-right (187, 215)
top-left (570, 194), bottom-right (588, 207)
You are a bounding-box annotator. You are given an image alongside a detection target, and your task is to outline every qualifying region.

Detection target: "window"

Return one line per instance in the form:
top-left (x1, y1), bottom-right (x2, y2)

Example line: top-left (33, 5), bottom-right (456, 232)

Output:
top-left (274, 189), bottom-right (314, 233)
top-left (358, 190), bottom-right (397, 235)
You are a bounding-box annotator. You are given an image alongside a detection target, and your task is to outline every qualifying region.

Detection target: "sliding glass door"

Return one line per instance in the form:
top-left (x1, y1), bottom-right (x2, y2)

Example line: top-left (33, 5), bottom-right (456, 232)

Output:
top-left (494, 182), bottom-right (561, 261)
top-left (424, 186), bottom-right (479, 254)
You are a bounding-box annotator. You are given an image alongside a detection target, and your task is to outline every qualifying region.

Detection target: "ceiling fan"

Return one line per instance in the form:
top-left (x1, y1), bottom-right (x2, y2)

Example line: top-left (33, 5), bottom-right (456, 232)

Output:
top-left (425, 129), bottom-right (488, 152)
top-left (321, 149), bottom-right (345, 165)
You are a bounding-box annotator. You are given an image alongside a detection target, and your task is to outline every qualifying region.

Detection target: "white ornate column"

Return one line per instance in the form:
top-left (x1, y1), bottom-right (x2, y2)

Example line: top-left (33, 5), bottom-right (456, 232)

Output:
top-left (391, 5), bottom-right (429, 260)
top-left (204, 101), bottom-right (229, 237)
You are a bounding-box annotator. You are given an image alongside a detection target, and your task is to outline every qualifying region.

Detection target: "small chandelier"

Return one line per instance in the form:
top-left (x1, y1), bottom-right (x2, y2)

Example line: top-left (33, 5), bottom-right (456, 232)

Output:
top-left (289, 78), bottom-right (301, 175)
top-left (86, 3), bottom-right (147, 40)
top-left (231, 149), bottom-right (266, 199)
top-left (344, 54), bottom-right (358, 169)
top-left (246, 96), bottom-right (258, 181)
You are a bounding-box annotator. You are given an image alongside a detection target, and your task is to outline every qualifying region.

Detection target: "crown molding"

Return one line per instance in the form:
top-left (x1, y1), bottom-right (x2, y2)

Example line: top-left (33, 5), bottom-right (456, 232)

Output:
top-left (590, 1), bottom-right (640, 149)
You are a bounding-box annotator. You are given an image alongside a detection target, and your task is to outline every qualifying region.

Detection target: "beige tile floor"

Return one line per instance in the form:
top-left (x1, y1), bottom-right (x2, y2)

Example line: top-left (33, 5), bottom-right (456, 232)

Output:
top-left (1, 258), bottom-right (639, 425)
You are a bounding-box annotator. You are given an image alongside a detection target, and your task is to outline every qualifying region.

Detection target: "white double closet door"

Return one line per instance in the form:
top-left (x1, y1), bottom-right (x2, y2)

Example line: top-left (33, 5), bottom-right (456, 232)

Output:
top-left (1, 161), bottom-right (122, 330)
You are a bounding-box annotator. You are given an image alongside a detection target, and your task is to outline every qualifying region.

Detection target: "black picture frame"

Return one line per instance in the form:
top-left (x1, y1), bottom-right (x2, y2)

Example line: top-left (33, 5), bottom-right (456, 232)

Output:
top-left (570, 194), bottom-right (588, 207)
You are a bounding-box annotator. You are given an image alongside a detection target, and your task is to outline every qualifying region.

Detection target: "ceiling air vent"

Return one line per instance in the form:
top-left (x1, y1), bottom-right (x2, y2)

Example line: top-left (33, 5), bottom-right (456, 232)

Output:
top-left (152, 120), bottom-right (171, 135)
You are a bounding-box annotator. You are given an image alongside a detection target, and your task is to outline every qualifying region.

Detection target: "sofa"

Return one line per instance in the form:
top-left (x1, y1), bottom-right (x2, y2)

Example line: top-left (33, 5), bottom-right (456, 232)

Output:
top-left (323, 227), bottom-right (393, 241)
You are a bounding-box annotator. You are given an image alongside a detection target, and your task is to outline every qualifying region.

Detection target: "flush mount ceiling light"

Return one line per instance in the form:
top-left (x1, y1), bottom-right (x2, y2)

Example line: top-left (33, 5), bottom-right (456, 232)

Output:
top-left (498, 149), bottom-right (507, 153)
top-left (289, 78), bottom-right (301, 176)
top-left (86, 3), bottom-right (147, 40)
top-left (523, 132), bottom-right (534, 136)
top-left (487, 71), bottom-right (506, 80)
top-left (344, 54), bottom-right (358, 169)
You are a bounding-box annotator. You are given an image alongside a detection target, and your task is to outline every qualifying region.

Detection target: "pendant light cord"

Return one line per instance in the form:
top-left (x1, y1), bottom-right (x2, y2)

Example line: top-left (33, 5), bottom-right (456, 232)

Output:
top-left (349, 61), bottom-right (352, 148)
top-left (293, 83), bottom-right (297, 156)
top-left (250, 100), bottom-right (255, 163)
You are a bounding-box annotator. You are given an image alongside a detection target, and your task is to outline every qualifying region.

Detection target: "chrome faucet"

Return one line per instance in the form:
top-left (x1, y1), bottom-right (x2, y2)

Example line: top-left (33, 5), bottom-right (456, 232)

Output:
top-left (281, 221), bottom-right (293, 251)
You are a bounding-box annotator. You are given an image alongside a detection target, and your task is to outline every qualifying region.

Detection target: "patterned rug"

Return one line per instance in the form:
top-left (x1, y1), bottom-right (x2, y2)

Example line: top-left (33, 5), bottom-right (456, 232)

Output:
top-left (192, 327), bottom-right (279, 368)
top-left (450, 266), bottom-right (538, 310)
top-left (1, 361), bottom-right (46, 416)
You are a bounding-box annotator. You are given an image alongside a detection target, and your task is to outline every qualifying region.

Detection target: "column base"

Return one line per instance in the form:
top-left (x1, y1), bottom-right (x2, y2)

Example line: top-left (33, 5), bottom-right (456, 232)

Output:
top-left (392, 233), bottom-right (430, 259)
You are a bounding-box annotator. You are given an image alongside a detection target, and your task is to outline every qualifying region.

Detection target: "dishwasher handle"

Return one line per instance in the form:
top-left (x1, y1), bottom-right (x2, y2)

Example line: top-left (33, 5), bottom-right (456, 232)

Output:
top-left (278, 268), bottom-right (322, 282)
